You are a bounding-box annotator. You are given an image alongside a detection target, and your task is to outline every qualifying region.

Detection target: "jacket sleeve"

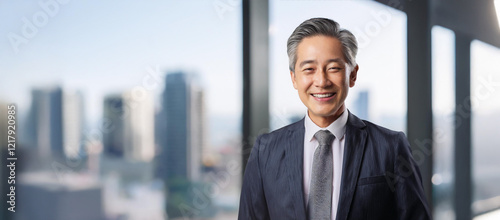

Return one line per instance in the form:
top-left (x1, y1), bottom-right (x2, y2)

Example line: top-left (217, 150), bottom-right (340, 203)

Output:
top-left (238, 135), bottom-right (270, 220)
top-left (394, 132), bottom-right (432, 220)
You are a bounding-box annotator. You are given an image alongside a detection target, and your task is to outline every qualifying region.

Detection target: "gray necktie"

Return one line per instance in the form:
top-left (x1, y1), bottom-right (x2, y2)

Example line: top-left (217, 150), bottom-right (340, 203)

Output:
top-left (308, 130), bottom-right (335, 220)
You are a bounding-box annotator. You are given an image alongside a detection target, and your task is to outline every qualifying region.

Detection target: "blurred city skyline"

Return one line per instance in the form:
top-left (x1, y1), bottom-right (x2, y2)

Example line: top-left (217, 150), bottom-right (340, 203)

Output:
top-left (6, 69), bottom-right (244, 219)
top-left (0, 0), bottom-right (243, 124)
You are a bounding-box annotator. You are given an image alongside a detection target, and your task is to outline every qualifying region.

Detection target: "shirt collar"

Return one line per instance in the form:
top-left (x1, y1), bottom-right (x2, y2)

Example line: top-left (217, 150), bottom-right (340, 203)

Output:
top-left (304, 109), bottom-right (348, 142)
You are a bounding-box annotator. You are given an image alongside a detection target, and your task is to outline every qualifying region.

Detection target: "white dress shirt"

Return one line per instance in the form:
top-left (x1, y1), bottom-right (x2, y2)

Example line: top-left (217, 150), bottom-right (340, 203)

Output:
top-left (303, 110), bottom-right (348, 220)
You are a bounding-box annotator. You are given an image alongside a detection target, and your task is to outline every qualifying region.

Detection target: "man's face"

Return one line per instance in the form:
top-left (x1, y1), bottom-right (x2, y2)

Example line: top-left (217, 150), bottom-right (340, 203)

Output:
top-left (290, 35), bottom-right (358, 126)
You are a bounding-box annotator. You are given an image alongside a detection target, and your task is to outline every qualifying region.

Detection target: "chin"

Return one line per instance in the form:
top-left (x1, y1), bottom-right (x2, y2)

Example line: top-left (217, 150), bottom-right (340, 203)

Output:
top-left (311, 109), bottom-right (337, 117)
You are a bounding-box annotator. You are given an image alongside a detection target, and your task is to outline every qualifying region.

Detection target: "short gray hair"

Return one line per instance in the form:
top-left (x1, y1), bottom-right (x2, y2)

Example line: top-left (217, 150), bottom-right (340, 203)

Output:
top-left (287, 17), bottom-right (358, 72)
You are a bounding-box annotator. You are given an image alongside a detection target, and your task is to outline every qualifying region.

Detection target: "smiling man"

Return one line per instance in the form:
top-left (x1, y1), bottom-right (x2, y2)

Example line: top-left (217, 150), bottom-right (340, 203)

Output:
top-left (238, 18), bottom-right (431, 220)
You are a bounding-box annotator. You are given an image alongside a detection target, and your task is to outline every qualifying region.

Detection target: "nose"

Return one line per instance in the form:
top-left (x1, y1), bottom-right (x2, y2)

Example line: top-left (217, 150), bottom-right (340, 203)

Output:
top-left (313, 68), bottom-right (331, 88)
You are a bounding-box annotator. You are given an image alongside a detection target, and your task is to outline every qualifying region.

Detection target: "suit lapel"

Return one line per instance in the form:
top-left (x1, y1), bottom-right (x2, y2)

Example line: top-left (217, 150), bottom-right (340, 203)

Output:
top-left (285, 119), bottom-right (307, 219)
top-left (336, 112), bottom-right (367, 220)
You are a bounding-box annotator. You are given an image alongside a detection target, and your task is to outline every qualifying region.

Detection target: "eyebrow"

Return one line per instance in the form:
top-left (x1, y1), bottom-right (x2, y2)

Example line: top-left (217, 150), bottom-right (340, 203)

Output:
top-left (298, 58), bottom-right (343, 68)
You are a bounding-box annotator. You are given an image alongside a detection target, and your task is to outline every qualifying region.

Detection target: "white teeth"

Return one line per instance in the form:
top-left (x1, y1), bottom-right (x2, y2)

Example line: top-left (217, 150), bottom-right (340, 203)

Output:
top-left (312, 93), bottom-right (334, 98)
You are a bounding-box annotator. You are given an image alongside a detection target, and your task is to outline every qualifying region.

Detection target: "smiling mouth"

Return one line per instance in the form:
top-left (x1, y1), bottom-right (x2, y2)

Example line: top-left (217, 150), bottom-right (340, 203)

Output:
top-left (311, 93), bottom-right (335, 98)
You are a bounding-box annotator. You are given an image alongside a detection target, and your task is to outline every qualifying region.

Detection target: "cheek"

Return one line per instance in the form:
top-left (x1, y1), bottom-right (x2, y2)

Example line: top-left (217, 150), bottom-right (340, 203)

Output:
top-left (330, 75), bottom-right (346, 86)
top-left (298, 77), bottom-right (312, 90)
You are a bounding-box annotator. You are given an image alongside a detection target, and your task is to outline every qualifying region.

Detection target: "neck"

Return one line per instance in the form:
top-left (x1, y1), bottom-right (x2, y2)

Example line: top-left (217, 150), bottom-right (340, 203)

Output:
top-left (308, 105), bottom-right (346, 128)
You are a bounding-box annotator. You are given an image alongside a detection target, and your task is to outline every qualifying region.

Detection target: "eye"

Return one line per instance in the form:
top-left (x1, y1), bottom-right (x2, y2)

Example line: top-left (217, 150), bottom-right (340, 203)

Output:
top-left (328, 67), bottom-right (342, 72)
top-left (303, 68), bottom-right (314, 72)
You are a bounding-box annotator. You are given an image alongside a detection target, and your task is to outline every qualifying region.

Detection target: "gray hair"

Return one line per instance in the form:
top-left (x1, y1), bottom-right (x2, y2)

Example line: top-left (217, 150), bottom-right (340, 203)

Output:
top-left (287, 17), bottom-right (358, 72)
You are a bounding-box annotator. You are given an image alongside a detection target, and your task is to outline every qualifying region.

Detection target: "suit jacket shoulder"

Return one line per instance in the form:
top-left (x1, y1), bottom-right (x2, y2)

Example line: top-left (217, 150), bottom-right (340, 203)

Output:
top-left (258, 118), bottom-right (304, 143)
top-left (251, 118), bottom-right (304, 170)
top-left (253, 118), bottom-right (304, 152)
top-left (351, 114), bottom-right (409, 162)
top-left (362, 118), bottom-right (403, 137)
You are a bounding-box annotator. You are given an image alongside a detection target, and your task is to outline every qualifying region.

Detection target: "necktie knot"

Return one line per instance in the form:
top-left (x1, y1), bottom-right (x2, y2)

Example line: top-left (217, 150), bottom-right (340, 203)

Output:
top-left (314, 130), bottom-right (335, 146)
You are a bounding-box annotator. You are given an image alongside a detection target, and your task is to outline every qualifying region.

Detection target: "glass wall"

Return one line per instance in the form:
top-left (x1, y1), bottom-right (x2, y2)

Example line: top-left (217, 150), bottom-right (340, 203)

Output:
top-left (0, 1), bottom-right (242, 219)
top-left (471, 40), bottom-right (500, 215)
top-left (269, 0), bottom-right (407, 133)
top-left (431, 25), bottom-right (456, 220)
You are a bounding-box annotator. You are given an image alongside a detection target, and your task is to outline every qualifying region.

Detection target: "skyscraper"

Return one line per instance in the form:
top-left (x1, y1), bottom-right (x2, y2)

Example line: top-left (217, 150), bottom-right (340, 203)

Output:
top-left (63, 91), bottom-right (85, 159)
top-left (102, 91), bottom-right (155, 162)
top-left (25, 87), bottom-right (83, 159)
top-left (159, 72), bottom-right (213, 219)
top-left (353, 90), bottom-right (370, 120)
top-left (103, 95), bottom-right (125, 158)
top-left (158, 72), bottom-right (205, 183)
top-left (123, 90), bottom-right (155, 162)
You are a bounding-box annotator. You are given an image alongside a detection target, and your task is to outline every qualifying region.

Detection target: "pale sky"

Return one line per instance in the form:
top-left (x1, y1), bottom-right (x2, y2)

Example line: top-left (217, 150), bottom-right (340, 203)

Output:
top-left (0, 0), bottom-right (242, 123)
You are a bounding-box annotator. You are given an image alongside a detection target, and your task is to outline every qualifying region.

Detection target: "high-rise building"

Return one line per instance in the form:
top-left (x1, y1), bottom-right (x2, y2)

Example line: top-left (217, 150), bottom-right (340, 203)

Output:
top-left (353, 90), bottom-right (370, 120)
top-left (103, 95), bottom-right (125, 158)
top-left (123, 90), bottom-right (155, 161)
top-left (159, 72), bottom-right (213, 219)
top-left (25, 87), bottom-right (83, 159)
top-left (63, 91), bottom-right (85, 159)
top-left (189, 82), bottom-right (206, 180)
top-left (158, 72), bottom-right (206, 183)
top-left (102, 91), bottom-right (155, 162)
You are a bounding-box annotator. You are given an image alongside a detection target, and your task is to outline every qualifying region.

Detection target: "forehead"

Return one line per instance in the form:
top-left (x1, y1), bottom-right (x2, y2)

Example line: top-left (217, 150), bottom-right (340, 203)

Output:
top-left (296, 35), bottom-right (345, 61)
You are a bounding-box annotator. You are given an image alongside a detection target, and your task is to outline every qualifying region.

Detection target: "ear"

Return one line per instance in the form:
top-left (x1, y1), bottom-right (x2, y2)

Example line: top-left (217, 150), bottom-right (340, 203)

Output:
top-left (290, 70), bottom-right (298, 89)
top-left (349, 64), bottom-right (359, 88)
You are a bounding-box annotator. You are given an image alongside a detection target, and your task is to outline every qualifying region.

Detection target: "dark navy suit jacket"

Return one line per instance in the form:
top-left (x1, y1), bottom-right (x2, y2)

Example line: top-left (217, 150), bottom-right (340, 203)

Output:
top-left (238, 111), bottom-right (431, 220)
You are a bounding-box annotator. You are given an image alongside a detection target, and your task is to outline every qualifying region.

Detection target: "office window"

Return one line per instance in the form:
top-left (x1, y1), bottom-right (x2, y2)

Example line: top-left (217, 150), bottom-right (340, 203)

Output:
top-left (269, 0), bottom-right (407, 132)
top-left (431, 26), bottom-right (456, 220)
top-left (471, 40), bottom-right (500, 215)
top-left (0, 1), bottom-right (242, 219)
